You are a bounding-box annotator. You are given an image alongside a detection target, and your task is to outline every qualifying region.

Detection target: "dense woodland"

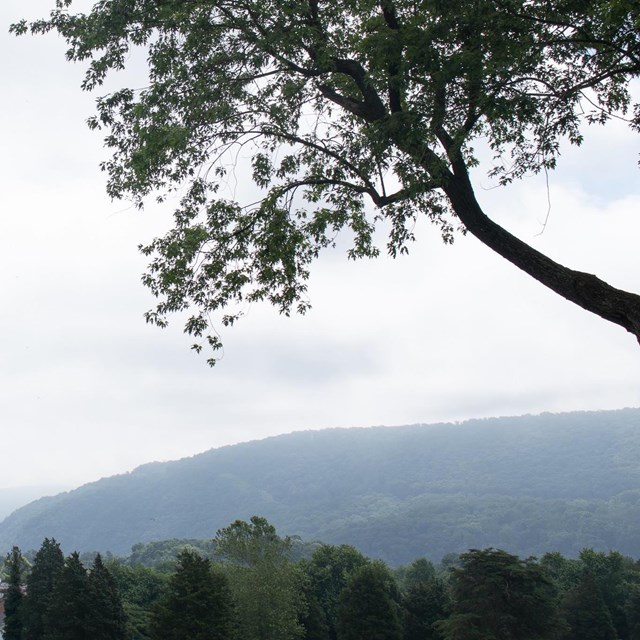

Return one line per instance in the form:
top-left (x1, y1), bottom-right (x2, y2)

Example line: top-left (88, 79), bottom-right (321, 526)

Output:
top-left (3, 516), bottom-right (640, 640)
top-left (1, 410), bottom-right (640, 564)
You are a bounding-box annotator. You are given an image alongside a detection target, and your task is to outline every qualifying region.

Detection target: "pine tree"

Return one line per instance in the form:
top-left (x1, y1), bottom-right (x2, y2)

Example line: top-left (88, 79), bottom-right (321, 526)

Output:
top-left (150, 550), bottom-right (235, 640)
top-left (87, 554), bottom-right (128, 640)
top-left (3, 546), bottom-right (24, 640)
top-left (44, 552), bottom-right (91, 640)
top-left (337, 561), bottom-right (403, 640)
top-left (22, 538), bottom-right (65, 640)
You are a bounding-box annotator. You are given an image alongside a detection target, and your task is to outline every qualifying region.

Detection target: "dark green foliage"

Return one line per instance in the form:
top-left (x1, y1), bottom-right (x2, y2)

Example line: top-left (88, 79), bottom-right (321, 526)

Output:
top-left (44, 551), bottom-right (91, 640)
top-left (337, 561), bottom-right (402, 640)
top-left (302, 544), bottom-right (370, 640)
top-left (87, 554), bottom-right (128, 640)
top-left (149, 550), bottom-right (234, 640)
top-left (560, 572), bottom-right (617, 640)
top-left (3, 546), bottom-right (24, 640)
top-left (439, 549), bottom-right (566, 640)
top-left (402, 579), bottom-right (449, 640)
top-left (106, 562), bottom-right (169, 640)
top-left (22, 538), bottom-right (65, 640)
top-left (299, 593), bottom-right (331, 640)
top-left (12, 1), bottom-right (640, 353)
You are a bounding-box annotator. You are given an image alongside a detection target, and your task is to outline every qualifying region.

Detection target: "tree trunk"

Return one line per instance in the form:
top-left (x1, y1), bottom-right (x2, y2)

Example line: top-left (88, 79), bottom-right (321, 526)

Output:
top-left (442, 173), bottom-right (640, 343)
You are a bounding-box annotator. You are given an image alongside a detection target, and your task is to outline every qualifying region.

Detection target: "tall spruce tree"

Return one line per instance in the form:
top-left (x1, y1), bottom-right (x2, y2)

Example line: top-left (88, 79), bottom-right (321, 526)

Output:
top-left (3, 546), bottom-right (24, 640)
top-left (149, 550), bottom-right (235, 640)
top-left (87, 554), bottom-right (128, 640)
top-left (44, 552), bottom-right (91, 640)
top-left (22, 538), bottom-right (65, 640)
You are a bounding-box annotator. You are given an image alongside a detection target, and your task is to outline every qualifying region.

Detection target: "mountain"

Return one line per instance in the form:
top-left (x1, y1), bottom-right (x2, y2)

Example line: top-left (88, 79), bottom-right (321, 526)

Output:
top-left (1, 408), bottom-right (640, 565)
top-left (0, 485), bottom-right (70, 521)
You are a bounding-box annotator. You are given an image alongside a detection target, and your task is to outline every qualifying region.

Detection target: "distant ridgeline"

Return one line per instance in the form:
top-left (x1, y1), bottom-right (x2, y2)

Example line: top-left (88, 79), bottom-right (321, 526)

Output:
top-left (1, 408), bottom-right (639, 564)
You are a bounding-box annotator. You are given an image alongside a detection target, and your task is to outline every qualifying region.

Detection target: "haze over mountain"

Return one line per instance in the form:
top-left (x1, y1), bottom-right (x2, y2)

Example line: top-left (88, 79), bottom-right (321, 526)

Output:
top-left (1, 408), bottom-right (639, 565)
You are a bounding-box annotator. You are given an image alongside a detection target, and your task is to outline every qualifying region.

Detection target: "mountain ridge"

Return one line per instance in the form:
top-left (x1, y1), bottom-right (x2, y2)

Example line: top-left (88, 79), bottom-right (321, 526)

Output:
top-left (2, 408), bottom-right (639, 564)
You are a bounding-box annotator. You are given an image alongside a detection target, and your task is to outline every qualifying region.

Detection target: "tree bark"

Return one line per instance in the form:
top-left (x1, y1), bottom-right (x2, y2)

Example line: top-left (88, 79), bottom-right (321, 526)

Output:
top-left (442, 173), bottom-right (640, 343)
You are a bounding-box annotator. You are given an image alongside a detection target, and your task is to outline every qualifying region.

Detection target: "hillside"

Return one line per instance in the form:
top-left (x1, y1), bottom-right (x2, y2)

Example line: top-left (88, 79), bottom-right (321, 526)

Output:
top-left (1, 408), bottom-right (640, 564)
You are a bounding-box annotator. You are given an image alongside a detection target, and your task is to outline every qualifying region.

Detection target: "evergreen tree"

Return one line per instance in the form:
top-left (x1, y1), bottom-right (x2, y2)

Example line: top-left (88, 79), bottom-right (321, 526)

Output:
top-left (560, 572), bottom-right (617, 640)
top-left (44, 552), bottom-right (91, 640)
top-left (3, 546), bottom-right (24, 640)
top-left (337, 561), bottom-right (402, 640)
top-left (149, 550), bottom-right (235, 640)
top-left (87, 554), bottom-right (128, 640)
top-left (22, 538), bottom-right (65, 640)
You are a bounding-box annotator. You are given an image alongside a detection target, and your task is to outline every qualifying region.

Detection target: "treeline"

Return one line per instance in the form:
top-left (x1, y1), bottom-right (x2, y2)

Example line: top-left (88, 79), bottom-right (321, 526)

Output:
top-left (4, 516), bottom-right (640, 640)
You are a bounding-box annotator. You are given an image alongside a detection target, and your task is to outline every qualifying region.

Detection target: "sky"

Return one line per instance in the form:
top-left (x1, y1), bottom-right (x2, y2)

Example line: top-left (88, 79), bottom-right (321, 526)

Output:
top-left (0, 0), bottom-right (639, 492)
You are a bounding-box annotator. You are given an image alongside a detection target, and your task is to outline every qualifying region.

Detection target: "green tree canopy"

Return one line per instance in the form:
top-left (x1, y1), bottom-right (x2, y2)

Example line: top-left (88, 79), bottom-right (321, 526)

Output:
top-left (45, 551), bottom-right (92, 640)
top-left (302, 544), bottom-right (370, 640)
top-left (87, 554), bottom-right (128, 640)
top-left (438, 548), bottom-right (566, 640)
top-left (337, 561), bottom-right (403, 640)
top-left (12, 0), bottom-right (640, 361)
top-left (149, 550), bottom-right (235, 640)
top-left (3, 546), bottom-right (25, 640)
top-left (22, 538), bottom-right (65, 640)
top-left (214, 516), bottom-right (306, 640)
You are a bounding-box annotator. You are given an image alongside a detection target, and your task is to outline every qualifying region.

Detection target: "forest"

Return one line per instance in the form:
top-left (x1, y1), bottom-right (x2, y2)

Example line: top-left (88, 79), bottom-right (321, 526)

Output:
top-left (3, 516), bottom-right (640, 640)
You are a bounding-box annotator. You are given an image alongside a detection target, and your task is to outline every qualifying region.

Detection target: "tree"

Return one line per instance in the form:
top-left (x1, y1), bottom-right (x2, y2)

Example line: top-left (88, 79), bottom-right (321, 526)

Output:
top-left (402, 578), bottom-right (449, 640)
top-left (302, 544), bottom-right (370, 640)
top-left (87, 554), bottom-right (128, 640)
top-left (214, 516), bottom-right (306, 640)
top-left (3, 546), bottom-right (25, 640)
top-left (337, 561), bottom-right (403, 640)
top-left (438, 548), bottom-right (566, 640)
top-left (11, 1), bottom-right (640, 362)
top-left (149, 550), bottom-right (235, 640)
top-left (22, 538), bottom-right (65, 640)
top-left (44, 551), bottom-right (92, 640)
top-left (560, 572), bottom-right (617, 640)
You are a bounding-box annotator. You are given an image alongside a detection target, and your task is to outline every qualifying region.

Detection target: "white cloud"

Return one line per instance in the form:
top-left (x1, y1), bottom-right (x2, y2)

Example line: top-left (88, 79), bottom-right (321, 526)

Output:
top-left (0, 0), bottom-right (638, 489)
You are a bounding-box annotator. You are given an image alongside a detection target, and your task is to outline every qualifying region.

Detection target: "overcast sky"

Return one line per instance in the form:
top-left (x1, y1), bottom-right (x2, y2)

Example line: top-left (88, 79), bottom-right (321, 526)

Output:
top-left (1, 1), bottom-right (639, 492)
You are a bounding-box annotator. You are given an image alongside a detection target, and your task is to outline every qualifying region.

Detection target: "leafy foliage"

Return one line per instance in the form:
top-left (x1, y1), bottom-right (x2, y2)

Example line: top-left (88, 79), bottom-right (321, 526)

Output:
top-left (215, 516), bottom-right (306, 640)
top-left (438, 548), bottom-right (566, 640)
top-left (12, 0), bottom-right (640, 358)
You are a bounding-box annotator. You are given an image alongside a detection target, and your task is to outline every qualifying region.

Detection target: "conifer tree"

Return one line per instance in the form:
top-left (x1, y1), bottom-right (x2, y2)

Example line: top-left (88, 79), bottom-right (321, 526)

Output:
top-left (2, 546), bottom-right (24, 640)
top-left (87, 554), bottom-right (128, 640)
top-left (150, 550), bottom-right (235, 640)
top-left (22, 538), bottom-right (65, 640)
top-left (44, 551), bottom-right (91, 640)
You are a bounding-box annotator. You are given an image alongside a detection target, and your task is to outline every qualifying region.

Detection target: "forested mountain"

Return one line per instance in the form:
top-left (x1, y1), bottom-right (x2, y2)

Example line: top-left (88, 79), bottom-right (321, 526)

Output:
top-left (1, 409), bottom-right (640, 565)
